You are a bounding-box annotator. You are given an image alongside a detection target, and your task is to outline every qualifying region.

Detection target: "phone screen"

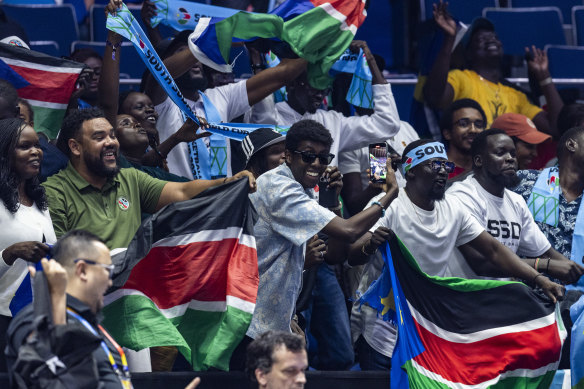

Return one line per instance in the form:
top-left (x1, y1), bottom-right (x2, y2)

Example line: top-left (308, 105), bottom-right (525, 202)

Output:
top-left (369, 143), bottom-right (388, 183)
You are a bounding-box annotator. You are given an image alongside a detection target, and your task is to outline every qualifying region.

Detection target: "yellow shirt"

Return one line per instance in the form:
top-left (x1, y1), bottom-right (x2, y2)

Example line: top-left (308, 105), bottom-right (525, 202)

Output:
top-left (447, 69), bottom-right (542, 126)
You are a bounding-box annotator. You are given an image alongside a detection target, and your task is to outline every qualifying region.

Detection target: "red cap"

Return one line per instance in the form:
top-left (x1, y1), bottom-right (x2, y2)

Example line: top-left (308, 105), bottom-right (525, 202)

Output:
top-left (491, 113), bottom-right (551, 144)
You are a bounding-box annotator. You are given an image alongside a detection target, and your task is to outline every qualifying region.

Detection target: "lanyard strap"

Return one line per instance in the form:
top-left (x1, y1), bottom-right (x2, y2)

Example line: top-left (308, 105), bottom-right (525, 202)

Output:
top-left (67, 308), bottom-right (133, 388)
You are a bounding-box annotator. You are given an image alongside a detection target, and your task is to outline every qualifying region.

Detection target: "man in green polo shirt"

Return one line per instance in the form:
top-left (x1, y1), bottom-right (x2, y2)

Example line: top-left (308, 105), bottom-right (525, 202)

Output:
top-left (44, 108), bottom-right (255, 250)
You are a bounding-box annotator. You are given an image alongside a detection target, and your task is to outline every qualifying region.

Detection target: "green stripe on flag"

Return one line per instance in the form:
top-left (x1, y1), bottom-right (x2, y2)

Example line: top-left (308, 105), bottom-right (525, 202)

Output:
top-left (396, 237), bottom-right (521, 292)
top-left (30, 105), bottom-right (67, 139)
top-left (403, 360), bottom-right (556, 388)
top-left (102, 294), bottom-right (252, 371)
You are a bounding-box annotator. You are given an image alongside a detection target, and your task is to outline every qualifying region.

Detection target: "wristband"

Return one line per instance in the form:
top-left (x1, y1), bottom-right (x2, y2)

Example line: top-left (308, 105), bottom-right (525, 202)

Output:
top-left (532, 273), bottom-right (544, 286)
top-left (251, 63), bottom-right (266, 72)
top-left (539, 77), bottom-right (552, 87)
top-left (371, 201), bottom-right (385, 216)
top-left (534, 257), bottom-right (541, 271)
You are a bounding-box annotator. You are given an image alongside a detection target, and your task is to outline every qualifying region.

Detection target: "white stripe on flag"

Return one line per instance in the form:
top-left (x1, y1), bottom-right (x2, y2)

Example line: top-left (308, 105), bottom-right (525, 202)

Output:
top-left (407, 301), bottom-right (556, 344)
top-left (411, 359), bottom-right (560, 389)
top-left (151, 227), bottom-right (256, 250)
top-left (317, 2), bottom-right (362, 34)
top-left (26, 99), bottom-right (68, 110)
top-left (0, 57), bottom-right (83, 73)
top-left (104, 288), bottom-right (254, 318)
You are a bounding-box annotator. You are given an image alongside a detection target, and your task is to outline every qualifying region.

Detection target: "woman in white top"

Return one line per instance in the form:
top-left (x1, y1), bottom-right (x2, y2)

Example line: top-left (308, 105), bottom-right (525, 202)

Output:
top-left (0, 118), bottom-right (56, 371)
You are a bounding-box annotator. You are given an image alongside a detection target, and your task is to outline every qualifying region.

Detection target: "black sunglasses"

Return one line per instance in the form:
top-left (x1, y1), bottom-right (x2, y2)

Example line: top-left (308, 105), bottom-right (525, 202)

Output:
top-left (428, 160), bottom-right (456, 173)
top-left (293, 150), bottom-right (335, 165)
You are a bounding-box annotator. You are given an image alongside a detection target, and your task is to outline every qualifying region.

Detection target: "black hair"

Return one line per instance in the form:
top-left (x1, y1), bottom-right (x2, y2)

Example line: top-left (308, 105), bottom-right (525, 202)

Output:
top-left (17, 97), bottom-right (34, 124)
top-left (557, 126), bottom-right (584, 163)
top-left (56, 107), bottom-right (106, 157)
top-left (285, 119), bottom-right (333, 151)
top-left (439, 98), bottom-right (487, 131)
top-left (118, 90), bottom-right (137, 114)
top-left (52, 229), bottom-right (104, 269)
top-left (557, 104), bottom-right (584, 138)
top-left (0, 78), bottom-right (18, 114)
top-left (69, 48), bottom-right (102, 64)
top-left (470, 128), bottom-right (508, 169)
top-left (245, 331), bottom-right (306, 386)
top-left (0, 118), bottom-right (47, 213)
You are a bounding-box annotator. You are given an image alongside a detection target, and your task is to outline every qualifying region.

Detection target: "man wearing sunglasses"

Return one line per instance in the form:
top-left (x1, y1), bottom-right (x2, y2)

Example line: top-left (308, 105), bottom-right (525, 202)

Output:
top-left (440, 98), bottom-right (487, 180)
top-left (230, 119), bottom-right (399, 370)
top-left (348, 139), bottom-right (565, 370)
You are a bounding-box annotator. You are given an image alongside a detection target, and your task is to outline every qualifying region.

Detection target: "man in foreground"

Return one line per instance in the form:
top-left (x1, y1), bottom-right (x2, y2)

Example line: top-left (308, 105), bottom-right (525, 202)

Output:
top-left (246, 331), bottom-right (308, 389)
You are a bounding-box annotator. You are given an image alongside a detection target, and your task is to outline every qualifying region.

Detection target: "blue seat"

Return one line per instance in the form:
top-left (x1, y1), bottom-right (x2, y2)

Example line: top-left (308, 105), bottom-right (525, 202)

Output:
top-left (510, 0), bottom-right (582, 24)
top-left (71, 40), bottom-right (146, 80)
top-left (483, 7), bottom-right (565, 56)
top-left (29, 40), bottom-right (60, 57)
top-left (2, 4), bottom-right (78, 57)
top-left (421, 0), bottom-right (500, 23)
top-left (90, 4), bottom-right (176, 43)
top-left (573, 6), bottom-right (584, 45)
top-left (545, 45), bottom-right (584, 78)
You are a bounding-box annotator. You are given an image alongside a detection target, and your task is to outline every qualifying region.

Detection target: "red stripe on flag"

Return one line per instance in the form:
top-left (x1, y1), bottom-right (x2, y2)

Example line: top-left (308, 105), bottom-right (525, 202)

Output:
top-left (413, 320), bottom-right (562, 384)
top-left (310, 0), bottom-right (366, 27)
top-left (10, 65), bottom-right (78, 104)
top-left (122, 238), bottom-right (258, 309)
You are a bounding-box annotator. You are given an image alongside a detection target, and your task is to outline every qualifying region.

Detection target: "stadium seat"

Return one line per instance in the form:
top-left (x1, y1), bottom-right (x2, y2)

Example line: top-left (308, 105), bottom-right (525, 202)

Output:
top-left (421, 0), bottom-right (500, 24)
top-left (71, 40), bottom-right (146, 80)
top-left (482, 7), bottom-right (565, 56)
top-left (29, 41), bottom-right (60, 57)
top-left (2, 4), bottom-right (79, 57)
top-left (545, 45), bottom-right (584, 78)
top-left (573, 6), bottom-right (584, 45)
top-left (509, 0), bottom-right (582, 24)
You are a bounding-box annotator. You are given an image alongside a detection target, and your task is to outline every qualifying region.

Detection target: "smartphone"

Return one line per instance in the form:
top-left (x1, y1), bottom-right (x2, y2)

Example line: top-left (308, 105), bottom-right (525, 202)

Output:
top-left (369, 143), bottom-right (388, 183)
top-left (386, 142), bottom-right (401, 171)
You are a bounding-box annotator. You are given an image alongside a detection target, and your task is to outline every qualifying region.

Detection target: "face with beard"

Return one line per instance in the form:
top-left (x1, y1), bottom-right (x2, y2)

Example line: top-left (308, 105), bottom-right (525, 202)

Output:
top-left (409, 158), bottom-right (449, 201)
top-left (171, 45), bottom-right (208, 92)
top-left (78, 118), bottom-right (120, 178)
top-left (287, 74), bottom-right (329, 115)
top-left (477, 133), bottom-right (520, 189)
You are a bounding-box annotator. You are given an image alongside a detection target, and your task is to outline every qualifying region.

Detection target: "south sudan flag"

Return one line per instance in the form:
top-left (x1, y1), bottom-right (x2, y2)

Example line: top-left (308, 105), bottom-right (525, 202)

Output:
top-left (102, 178), bottom-right (258, 371)
top-left (361, 233), bottom-right (566, 388)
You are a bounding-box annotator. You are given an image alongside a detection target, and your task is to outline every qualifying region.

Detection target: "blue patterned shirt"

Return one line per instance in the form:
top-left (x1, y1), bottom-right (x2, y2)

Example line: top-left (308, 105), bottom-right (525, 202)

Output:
top-left (513, 169), bottom-right (582, 260)
top-left (246, 164), bottom-right (336, 338)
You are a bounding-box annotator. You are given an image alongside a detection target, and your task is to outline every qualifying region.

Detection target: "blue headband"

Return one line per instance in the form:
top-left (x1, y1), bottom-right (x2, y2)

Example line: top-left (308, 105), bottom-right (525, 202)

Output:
top-left (402, 142), bottom-right (448, 175)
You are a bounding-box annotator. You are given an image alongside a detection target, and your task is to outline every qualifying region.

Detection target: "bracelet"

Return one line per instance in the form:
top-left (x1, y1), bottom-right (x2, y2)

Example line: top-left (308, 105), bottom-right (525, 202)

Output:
top-left (539, 77), bottom-right (553, 87)
top-left (532, 273), bottom-right (544, 286)
top-left (546, 258), bottom-right (550, 273)
top-left (106, 39), bottom-right (122, 60)
top-left (534, 257), bottom-right (541, 271)
top-left (371, 201), bottom-right (385, 216)
top-left (361, 242), bottom-right (376, 256)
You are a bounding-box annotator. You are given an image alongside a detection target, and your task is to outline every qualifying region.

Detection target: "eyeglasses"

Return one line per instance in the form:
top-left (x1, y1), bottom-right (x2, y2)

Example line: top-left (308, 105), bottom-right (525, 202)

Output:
top-left (427, 160), bottom-right (456, 173)
top-left (74, 259), bottom-right (115, 279)
top-left (452, 118), bottom-right (486, 130)
top-left (293, 150), bottom-right (335, 165)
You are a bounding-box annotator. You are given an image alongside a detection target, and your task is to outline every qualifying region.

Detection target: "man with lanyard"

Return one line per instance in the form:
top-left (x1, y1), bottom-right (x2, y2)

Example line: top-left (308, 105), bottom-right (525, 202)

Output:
top-left (348, 139), bottom-right (564, 370)
top-left (447, 129), bottom-right (583, 282)
top-left (143, 30), bottom-right (308, 180)
top-left (7, 230), bottom-right (132, 388)
top-left (514, 126), bottom-right (584, 367)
